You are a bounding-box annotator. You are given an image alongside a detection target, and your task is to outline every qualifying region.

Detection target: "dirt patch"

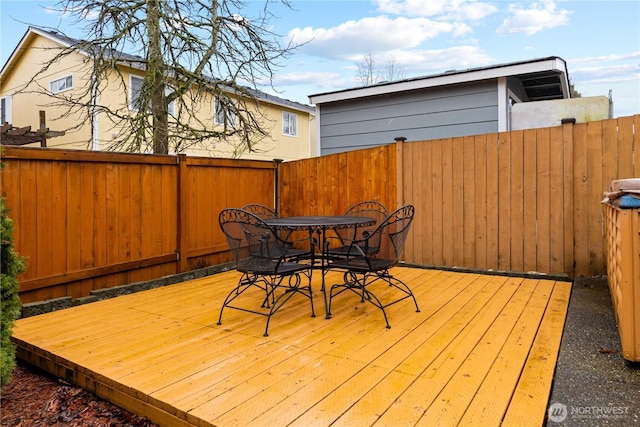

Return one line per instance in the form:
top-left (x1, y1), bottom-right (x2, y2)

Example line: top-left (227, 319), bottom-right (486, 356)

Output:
top-left (1, 361), bottom-right (157, 426)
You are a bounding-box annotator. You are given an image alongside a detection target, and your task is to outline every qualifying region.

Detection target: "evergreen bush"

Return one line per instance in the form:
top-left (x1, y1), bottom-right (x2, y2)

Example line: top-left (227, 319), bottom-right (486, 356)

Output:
top-left (1, 194), bottom-right (25, 389)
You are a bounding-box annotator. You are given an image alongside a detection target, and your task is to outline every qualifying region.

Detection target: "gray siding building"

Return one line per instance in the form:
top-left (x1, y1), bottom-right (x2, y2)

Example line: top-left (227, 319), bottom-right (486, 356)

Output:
top-left (309, 57), bottom-right (570, 155)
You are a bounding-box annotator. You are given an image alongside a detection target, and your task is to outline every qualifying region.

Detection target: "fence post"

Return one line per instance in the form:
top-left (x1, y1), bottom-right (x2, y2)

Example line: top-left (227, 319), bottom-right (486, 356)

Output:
top-left (395, 137), bottom-right (406, 209)
top-left (561, 119), bottom-right (575, 276)
top-left (177, 154), bottom-right (189, 273)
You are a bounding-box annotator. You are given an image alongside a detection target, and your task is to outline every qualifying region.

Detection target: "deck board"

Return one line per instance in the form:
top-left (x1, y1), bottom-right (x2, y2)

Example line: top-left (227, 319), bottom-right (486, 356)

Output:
top-left (12, 267), bottom-right (570, 427)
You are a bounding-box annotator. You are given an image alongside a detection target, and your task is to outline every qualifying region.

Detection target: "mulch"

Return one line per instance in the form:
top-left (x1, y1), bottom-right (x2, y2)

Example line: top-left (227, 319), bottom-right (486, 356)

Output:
top-left (1, 361), bottom-right (157, 426)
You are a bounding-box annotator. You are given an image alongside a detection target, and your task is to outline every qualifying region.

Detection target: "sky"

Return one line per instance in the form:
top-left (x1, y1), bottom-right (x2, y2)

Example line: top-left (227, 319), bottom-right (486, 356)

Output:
top-left (1, 0), bottom-right (639, 117)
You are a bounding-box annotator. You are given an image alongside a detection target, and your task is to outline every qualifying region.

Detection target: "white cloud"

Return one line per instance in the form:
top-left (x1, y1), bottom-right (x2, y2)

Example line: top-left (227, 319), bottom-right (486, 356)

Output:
top-left (496, 1), bottom-right (571, 35)
top-left (569, 52), bottom-right (640, 64)
top-left (571, 63), bottom-right (640, 80)
top-left (271, 71), bottom-right (343, 87)
top-left (375, 0), bottom-right (497, 21)
top-left (289, 16), bottom-right (472, 60)
top-left (393, 45), bottom-right (495, 74)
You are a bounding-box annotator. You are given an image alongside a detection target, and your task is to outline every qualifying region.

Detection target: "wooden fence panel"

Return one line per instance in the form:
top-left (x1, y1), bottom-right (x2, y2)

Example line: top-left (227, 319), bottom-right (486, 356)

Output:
top-left (182, 157), bottom-right (275, 267)
top-left (278, 144), bottom-right (397, 218)
top-left (1, 147), bottom-right (276, 303)
top-left (396, 115), bottom-right (638, 277)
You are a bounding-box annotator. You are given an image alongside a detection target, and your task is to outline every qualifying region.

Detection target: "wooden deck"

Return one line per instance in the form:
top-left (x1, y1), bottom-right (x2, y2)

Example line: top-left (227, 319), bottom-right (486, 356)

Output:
top-left (12, 267), bottom-right (571, 427)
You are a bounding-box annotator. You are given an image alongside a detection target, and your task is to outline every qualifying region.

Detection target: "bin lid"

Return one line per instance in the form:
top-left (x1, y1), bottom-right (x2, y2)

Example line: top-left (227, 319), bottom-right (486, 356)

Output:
top-left (603, 178), bottom-right (640, 206)
top-left (609, 178), bottom-right (640, 193)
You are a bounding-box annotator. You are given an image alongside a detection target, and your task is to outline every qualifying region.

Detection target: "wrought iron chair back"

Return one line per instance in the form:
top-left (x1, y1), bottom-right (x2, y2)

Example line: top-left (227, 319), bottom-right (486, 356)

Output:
top-left (241, 203), bottom-right (278, 220)
top-left (327, 200), bottom-right (388, 257)
top-left (327, 205), bottom-right (419, 328)
top-left (217, 208), bottom-right (315, 336)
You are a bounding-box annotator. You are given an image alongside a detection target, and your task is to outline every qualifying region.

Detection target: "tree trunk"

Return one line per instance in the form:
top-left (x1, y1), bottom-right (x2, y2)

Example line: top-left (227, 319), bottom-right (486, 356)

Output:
top-left (147, 0), bottom-right (169, 154)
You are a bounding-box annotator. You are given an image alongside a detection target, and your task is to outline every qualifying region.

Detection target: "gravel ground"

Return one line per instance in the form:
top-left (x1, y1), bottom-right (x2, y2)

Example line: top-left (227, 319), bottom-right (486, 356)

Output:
top-left (546, 276), bottom-right (640, 426)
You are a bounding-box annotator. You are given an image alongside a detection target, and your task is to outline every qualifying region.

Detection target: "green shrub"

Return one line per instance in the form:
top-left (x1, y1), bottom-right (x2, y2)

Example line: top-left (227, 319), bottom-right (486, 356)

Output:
top-left (0, 195), bottom-right (25, 389)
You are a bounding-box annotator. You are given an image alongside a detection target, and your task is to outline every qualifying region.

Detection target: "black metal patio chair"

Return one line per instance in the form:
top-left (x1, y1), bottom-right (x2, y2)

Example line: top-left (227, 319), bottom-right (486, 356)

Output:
top-left (242, 203), bottom-right (311, 261)
top-left (326, 205), bottom-right (420, 328)
top-left (217, 208), bottom-right (315, 336)
top-left (241, 203), bottom-right (278, 220)
top-left (326, 200), bottom-right (388, 258)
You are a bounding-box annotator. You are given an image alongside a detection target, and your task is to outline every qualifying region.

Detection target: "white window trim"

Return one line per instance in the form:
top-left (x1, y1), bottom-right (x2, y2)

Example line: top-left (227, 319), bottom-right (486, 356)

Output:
top-left (1, 95), bottom-right (12, 124)
top-left (282, 111), bottom-right (298, 137)
top-left (130, 75), bottom-right (175, 115)
top-left (129, 75), bottom-right (144, 111)
top-left (214, 97), bottom-right (237, 127)
top-left (50, 74), bottom-right (73, 94)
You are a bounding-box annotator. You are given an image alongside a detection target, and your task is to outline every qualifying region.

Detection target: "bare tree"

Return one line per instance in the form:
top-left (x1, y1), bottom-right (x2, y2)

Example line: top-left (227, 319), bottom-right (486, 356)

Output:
top-left (356, 51), bottom-right (406, 86)
top-left (21, 0), bottom-right (298, 155)
top-left (382, 55), bottom-right (407, 82)
top-left (356, 50), bottom-right (379, 86)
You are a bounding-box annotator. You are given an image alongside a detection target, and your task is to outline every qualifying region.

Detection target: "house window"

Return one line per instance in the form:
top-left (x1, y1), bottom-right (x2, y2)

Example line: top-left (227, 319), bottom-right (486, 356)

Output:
top-left (130, 75), bottom-right (144, 110)
top-left (50, 75), bottom-right (73, 94)
top-left (130, 75), bottom-right (175, 114)
top-left (282, 111), bottom-right (297, 137)
top-left (214, 97), bottom-right (236, 127)
top-left (166, 87), bottom-right (175, 116)
top-left (0, 95), bottom-right (11, 124)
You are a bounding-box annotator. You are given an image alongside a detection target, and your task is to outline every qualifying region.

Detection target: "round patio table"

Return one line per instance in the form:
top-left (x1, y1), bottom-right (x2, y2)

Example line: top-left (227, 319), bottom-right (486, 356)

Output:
top-left (264, 215), bottom-right (375, 316)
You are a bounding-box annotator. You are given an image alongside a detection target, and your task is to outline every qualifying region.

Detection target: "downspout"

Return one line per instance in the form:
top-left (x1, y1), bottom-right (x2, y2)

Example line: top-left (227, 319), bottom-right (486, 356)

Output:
top-left (91, 69), bottom-right (99, 150)
top-left (273, 158), bottom-right (283, 215)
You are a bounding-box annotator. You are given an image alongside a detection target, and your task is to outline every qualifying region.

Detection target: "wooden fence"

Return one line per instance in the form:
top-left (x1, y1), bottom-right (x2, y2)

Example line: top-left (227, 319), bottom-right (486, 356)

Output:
top-left (1, 147), bottom-right (275, 303)
top-left (1, 114), bottom-right (638, 302)
top-left (280, 115), bottom-right (639, 278)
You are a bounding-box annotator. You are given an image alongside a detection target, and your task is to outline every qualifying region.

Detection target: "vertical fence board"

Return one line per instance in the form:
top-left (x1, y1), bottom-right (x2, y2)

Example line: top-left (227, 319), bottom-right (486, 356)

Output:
top-left (128, 164), bottom-right (142, 272)
top-left (523, 129), bottom-right (538, 272)
top-left (431, 140), bottom-right (444, 266)
top-left (442, 137), bottom-right (454, 265)
top-left (588, 121), bottom-right (605, 273)
top-left (36, 162), bottom-right (53, 279)
top-left (548, 126), bottom-right (564, 274)
top-left (498, 133), bottom-right (511, 271)
top-left (105, 164), bottom-right (119, 266)
top-left (573, 123), bottom-right (589, 275)
top-left (474, 134), bottom-right (487, 270)
top-left (20, 162), bottom-right (37, 280)
top-left (66, 162), bottom-right (82, 272)
top-left (118, 166), bottom-right (131, 264)
top-left (452, 136), bottom-right (465, 266)
top-left (52, 161), bottom-right (67, 275)
top-left (403, 143), bottom-right (416, 260)
top-left (486, 133), bottom-right (499, 270)
top-left (463, 136), bottom-right (476, 267)
top-left (536, 128), bottom-right (551, 274)
top-left (93, 164), bottom-right (108, 289)
top-left (417, 141), bottom-right (429, 264)
top-left (634, 116), bottom-right (640, 177)
top-left (617, 116), bottom-right (634, 179)
top-left (510, 131), bottom-right (525, 272)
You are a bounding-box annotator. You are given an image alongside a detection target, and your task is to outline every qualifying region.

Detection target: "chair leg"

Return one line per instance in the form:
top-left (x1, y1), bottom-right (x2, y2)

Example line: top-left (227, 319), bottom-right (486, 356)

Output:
top-left (377, 271), bottom-right (420, 313)
top-left (217, 269), bottom-right (315, 336)
top-left (217, 273), bottom-right (258, 326)
top-left (329, 270), bottom-right (421, 329)
top-left (328, 273), bottom-right (391, 328)
top-left (263, 270), bottom-right (315, 337)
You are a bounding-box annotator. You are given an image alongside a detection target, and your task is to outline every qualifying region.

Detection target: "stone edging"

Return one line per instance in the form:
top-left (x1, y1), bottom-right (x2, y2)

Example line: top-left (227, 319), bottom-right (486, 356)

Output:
top-left (20, 263), bottom-right (234, 319)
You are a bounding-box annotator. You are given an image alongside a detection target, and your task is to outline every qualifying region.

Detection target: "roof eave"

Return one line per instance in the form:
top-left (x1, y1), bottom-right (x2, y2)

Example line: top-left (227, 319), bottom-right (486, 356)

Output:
top-left (309, 56), bottom-right (569, 104)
